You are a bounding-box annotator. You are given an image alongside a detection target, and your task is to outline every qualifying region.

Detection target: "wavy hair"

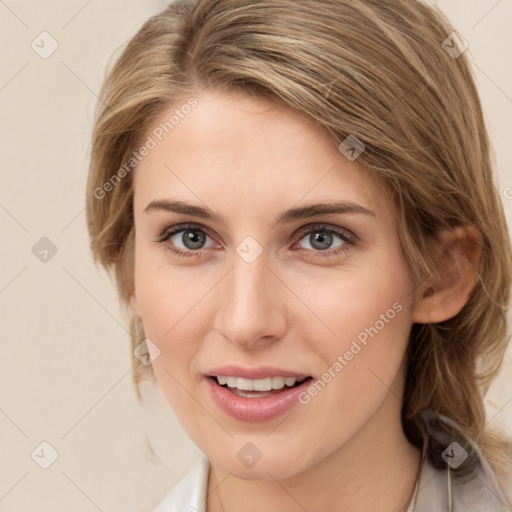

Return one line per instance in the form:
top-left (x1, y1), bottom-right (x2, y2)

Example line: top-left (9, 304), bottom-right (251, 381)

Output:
top-left (85, 0), bottom-right (512, 486)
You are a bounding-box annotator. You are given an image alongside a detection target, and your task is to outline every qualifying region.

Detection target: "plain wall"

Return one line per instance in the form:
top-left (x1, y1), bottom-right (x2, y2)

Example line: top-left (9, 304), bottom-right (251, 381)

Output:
top-left (1, 0), bottom-right (511, 510)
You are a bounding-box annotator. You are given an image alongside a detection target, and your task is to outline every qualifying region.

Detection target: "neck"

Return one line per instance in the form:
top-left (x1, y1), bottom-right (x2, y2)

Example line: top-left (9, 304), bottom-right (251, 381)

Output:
top-left (207, 395), bottom-right (422, 512)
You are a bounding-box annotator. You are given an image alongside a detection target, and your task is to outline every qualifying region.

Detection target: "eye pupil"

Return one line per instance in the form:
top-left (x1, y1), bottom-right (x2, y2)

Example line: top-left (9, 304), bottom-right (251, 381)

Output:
top-left (183, 230), bottom-right (206, 249)
top-left (311, 231), bottom-right (333, 250)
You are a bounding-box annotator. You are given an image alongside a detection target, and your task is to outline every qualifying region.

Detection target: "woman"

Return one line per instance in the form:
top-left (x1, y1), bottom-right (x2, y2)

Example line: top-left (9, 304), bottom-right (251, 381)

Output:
top-left (86, 0), bottom-right (512, 510)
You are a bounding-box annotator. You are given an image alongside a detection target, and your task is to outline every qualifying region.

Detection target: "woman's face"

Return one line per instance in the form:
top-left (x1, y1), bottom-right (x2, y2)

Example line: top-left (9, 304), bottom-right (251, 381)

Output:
top-left (131, 90), bottom-right (419, 479)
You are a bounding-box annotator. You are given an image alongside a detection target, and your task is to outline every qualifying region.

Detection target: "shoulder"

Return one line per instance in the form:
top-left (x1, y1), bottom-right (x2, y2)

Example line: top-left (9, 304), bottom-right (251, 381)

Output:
top-left (452, 440), bottom-right (512, 511)
top-left (152, 455), bottom-right (210, 512)
top-left (414, 411), bottom-right (512, 511)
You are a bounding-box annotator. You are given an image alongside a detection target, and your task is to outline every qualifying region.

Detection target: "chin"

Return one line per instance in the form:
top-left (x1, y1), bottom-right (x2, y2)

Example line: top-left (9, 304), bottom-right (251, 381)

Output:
top-left (202, 433), bottom-right (333, 482)
top-left (216, 452), bottom-right (308, 481)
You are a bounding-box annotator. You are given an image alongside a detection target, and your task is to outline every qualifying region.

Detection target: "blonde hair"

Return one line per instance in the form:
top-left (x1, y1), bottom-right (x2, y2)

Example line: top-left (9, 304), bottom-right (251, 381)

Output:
top-left (86, 0), bottom-right (512, 484)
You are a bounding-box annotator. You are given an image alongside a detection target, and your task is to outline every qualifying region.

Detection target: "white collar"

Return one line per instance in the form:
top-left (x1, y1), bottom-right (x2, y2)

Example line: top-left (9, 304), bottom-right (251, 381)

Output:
top-left (153, 455), bottom-right (210, 512)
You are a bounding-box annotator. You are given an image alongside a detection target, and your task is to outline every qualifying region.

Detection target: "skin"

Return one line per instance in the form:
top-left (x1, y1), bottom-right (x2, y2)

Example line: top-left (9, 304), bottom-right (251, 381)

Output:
top-left (129, 90), bottom-right (480, 511)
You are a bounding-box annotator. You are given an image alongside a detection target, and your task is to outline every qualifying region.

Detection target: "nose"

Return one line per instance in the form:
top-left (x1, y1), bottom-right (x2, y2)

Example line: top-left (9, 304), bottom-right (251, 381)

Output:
top-left (213, 252), bottom-right (287, 349)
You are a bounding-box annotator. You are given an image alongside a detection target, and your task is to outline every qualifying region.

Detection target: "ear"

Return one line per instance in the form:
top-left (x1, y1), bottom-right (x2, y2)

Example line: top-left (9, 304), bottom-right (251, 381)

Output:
top-left (412, 225), bottom-right (482, 324)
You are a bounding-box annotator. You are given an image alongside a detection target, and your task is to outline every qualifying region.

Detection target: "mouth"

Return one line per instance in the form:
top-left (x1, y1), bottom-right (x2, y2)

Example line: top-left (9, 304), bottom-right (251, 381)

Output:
top-left (204, 365), bottom-right (315, 421)
top-left (208, 375), bottom-right (314, 398)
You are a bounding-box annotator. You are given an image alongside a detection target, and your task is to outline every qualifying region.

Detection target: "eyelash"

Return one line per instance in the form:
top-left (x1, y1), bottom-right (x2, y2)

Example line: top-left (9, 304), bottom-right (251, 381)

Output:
top-left (154, 222), bottom-right (356, 259)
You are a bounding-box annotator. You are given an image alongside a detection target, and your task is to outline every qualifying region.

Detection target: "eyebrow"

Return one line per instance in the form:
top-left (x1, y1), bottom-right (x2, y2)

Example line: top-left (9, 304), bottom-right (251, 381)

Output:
top-left (143, 199), bottom-right (376, 225)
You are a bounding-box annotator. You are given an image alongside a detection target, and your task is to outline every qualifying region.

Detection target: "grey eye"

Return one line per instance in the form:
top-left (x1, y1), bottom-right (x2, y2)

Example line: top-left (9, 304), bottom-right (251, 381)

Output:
top-left (298, 230), bottom-right (345, 251)
top-left (170, 229), bottom-right (214, 250)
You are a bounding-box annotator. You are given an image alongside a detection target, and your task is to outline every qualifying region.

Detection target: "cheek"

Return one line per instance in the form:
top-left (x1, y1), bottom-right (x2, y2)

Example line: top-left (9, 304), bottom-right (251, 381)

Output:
top-left (292, 256), bottom-right (415, 399)
top-left (134, 239), bottom-right (205, 337)
top-left (133, 249), bottom-right (189, 366)
top-left (135, 269), bottom-right (205, 362)
top-left (289, 254), bottom-right (414, 354)
top-left (133, 247), bottom-right (222, 416)
top-left (134, 262), bottom-right (208, 426)
top-left (337, 274), bottom-right (412, 353)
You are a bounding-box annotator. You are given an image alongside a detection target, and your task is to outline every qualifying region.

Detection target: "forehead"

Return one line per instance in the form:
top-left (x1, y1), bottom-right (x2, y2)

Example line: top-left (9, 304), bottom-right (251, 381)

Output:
top-left (132, 90), bottom-right (389, 219)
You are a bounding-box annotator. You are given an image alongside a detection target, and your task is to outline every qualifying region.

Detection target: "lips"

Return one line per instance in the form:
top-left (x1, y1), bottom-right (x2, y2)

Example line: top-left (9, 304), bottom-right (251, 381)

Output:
top-left (205, 365), bottom-right (314, 422)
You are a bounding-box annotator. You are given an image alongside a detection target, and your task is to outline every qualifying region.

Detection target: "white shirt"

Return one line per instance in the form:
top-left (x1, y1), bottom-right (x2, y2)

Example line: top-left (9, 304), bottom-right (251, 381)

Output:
top-left (153, 413), bottom-right (510, 511)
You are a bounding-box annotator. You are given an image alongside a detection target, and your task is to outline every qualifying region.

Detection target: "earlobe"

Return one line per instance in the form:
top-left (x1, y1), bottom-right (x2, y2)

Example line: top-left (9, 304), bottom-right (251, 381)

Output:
top-left (412, 225), bottom-right (482, 324)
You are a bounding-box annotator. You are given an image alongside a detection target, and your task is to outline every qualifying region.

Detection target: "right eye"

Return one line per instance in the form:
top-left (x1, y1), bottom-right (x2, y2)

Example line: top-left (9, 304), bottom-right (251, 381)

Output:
top-left (155, 223), bottom-right (218, 257)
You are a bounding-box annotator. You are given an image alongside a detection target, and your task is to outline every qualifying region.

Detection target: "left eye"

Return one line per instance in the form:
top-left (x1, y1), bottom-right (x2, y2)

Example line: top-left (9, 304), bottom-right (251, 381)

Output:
top-left (297, 228), bottom-right (348, 251)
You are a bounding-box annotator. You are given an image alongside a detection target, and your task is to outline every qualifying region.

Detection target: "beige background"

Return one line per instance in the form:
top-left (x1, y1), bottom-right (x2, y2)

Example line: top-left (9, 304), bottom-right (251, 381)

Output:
top-left (1, 0), bottom-right (511, 510)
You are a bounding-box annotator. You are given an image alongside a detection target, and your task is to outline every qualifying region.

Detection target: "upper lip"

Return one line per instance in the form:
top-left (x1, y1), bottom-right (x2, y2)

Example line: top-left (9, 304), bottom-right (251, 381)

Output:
top-left (206, 365), bottom-right (311, 380)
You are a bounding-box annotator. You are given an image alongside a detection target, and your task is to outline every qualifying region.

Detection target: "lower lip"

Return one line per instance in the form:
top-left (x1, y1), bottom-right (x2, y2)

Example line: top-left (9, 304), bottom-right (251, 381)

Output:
top-left (205, 377), bottom-right (313, 422)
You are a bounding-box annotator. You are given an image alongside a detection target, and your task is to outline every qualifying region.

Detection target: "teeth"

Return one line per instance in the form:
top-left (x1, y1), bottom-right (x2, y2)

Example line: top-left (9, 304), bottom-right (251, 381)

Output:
top-left (271, 376), bottom-right (285, 390)
top-left (215, 375), bottom-right (307, 391)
